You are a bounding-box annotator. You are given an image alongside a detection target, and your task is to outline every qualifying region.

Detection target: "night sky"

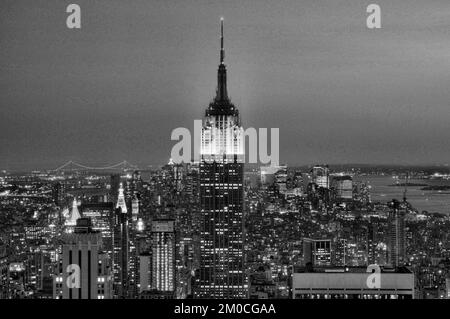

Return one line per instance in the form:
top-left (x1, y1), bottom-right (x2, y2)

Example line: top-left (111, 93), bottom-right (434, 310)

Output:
top-left (2, 0), bottom-right (450, 170)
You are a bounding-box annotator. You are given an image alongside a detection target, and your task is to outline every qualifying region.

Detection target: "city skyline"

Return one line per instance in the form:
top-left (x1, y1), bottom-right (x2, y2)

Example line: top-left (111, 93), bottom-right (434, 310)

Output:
top-left (3, 0), bottom-right (450, 171)
top-left (1, 0), bottom-right (450, 307)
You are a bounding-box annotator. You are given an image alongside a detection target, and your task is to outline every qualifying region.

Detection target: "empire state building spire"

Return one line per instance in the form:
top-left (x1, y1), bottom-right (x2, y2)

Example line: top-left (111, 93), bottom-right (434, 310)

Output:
top-left (197, 19), bottom-right (245, 299)
top-left (220, 17), bottom-right (225, 65)
top-left (206, 18), bottom-right (238, 117)
top-left (216, 17), bottom-right (228, 102)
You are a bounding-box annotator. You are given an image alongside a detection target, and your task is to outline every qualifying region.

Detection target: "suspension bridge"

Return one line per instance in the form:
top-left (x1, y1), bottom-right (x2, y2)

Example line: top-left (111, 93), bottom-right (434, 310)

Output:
top-left (53, 160), bottom-right (137, 172)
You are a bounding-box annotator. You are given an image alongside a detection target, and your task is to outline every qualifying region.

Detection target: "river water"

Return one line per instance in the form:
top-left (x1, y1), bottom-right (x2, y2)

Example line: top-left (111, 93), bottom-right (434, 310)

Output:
top-left (354, 175), bottom-right (450, 214)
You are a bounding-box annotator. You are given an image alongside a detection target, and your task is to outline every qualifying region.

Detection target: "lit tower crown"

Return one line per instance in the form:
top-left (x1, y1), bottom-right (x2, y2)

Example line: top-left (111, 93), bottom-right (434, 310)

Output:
top-left (116, 182), bottom-right (127, 214)
top-left (66, 198), bottom-right (81, 226)
top-left (201, 18), bottom-right (243, 159)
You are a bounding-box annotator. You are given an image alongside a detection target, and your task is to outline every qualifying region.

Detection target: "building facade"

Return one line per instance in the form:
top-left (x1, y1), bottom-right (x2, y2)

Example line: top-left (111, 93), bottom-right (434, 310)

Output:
top-left (53, 218), bottom-right (113, 299)
top-left (151, 219), bottom-right (175, 294)
top-left (303, 238), bottom-right (332, 267)
top-left (195, 19), bottom-right (246, 298)
top-left (292, 266), bottom-right (414, 299)
top-left (388, 199), bottom-right (406, 267)
top-left (312, 165), bottom-right (330, 189)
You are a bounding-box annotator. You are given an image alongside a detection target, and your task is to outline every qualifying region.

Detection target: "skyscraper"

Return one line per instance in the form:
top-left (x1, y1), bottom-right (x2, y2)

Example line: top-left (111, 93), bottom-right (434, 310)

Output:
top-left (113, 183), bottom-right (129, 298)
top-left (334, 237), bottom-right (347, 266)
top-left (367, 220), bottom-right (378, 265)
top-left (303, 238), bottom-right (332, 267)
top-left (275, 165), bottom-right (288, 194)
top-left (388, 199), bottom-right (406, 267)
top-left (332, 175), bottom-right (353, 200)
top-left (64, 198), bottom-right (81, 233)
top-left (80, 202), bottom-right (115, 268)
top-left (53, 218), bottom-right (113, 299)
top-left (195, 18), bottom-right (246, 298)
top-left (151, 219), bottom-right (175, 294)
top-left (126, 171), bottom-right (142, 298)
top-left (367, 217), bottom-right (387, 265)
top-left (51, 182), bottom-right (64, 207)
top-left (0, 244), bottom-right (8, 299)
top-left (109, 174), bottom-right (121, 203)
top-left (312, 165), bottom-right (330, 189)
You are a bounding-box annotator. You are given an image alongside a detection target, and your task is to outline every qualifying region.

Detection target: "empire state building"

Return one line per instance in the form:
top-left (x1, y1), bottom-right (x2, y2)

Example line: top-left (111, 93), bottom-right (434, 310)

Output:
top-left (195, 18), bottom-right (247, 298)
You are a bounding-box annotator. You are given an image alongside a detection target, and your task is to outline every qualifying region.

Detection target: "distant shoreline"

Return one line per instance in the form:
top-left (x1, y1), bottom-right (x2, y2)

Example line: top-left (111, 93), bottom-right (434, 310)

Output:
top-left (388, 183), bottom-right (428, 187)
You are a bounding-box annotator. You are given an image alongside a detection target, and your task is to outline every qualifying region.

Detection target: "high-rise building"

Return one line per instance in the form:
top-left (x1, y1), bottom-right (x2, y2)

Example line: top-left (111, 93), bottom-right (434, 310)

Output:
top-left (131, 197), bottom-right (139, 222)
top-left (51, 182), bottom-right (64, 207)
top-left (332, 175), bottom-right (353, 200)
top-left (112, 180), bottom-right (140, 298)
top-left (127, 198), bottom-right (139, 298)
top-left (113, 183), bottom-right (129, 298)
top-left (151, 219), bottom-right (175, 294)
top-left (388, 199), bottom-right (406, 267)
top-left (367, 217), bottom-right (388, 265)
top-left (275, 165), bottom-right (288, 194)
top-left (312, 165), bottom-right (330, 189)
top-left (303, 238), bottom-right (332, 267)
top-left (131, 170), bottom-right (143, 194)
top-left (0, 244), bottom-right (8, 299)
top-left (64, 198), bottom-right (81, 233)
top-left (260, 166), bottom-right (278, 185)
top-left (446, 278), bottom-right (450, 299)
top-left (124, 172), bottom-right (142, 298)
top-left (367, 221), bottom-right (378, 265)
top-left (109, 174), bottom-right (121, 203)
top-left (138, 253), bottom-right (151, 293)
top-left (195, 18), bottom-right (246, 298)
top-left (80, 202), bottom-right (114, 268)
top-left (315, 239), bottom-right (332, 266)
top-left (334, 238), bottom-right (347, 266)
top-left (53, 218), bottom-right (113, 299)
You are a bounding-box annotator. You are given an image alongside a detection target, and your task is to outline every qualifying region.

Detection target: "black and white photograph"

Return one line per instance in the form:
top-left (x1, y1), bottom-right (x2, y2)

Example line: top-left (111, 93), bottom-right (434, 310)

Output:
top-left (0, 0), bottom-right (449, 314)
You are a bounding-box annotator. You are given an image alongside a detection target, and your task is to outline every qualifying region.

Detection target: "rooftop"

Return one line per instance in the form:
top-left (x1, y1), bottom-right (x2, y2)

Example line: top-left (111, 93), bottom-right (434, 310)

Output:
top-left (293, 265), bottom-right (413, 274)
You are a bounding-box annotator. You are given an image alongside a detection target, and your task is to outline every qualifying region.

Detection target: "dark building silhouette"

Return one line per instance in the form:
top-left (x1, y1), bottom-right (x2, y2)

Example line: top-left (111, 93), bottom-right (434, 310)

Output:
top-left (113, 184), bottom-right (129, 298)
top-left (388, 199), bottom-right (406, 267)
top-left (110, 174), bottom-right (121, 203)
top-left (51, 182), bottom-right (64, 207)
